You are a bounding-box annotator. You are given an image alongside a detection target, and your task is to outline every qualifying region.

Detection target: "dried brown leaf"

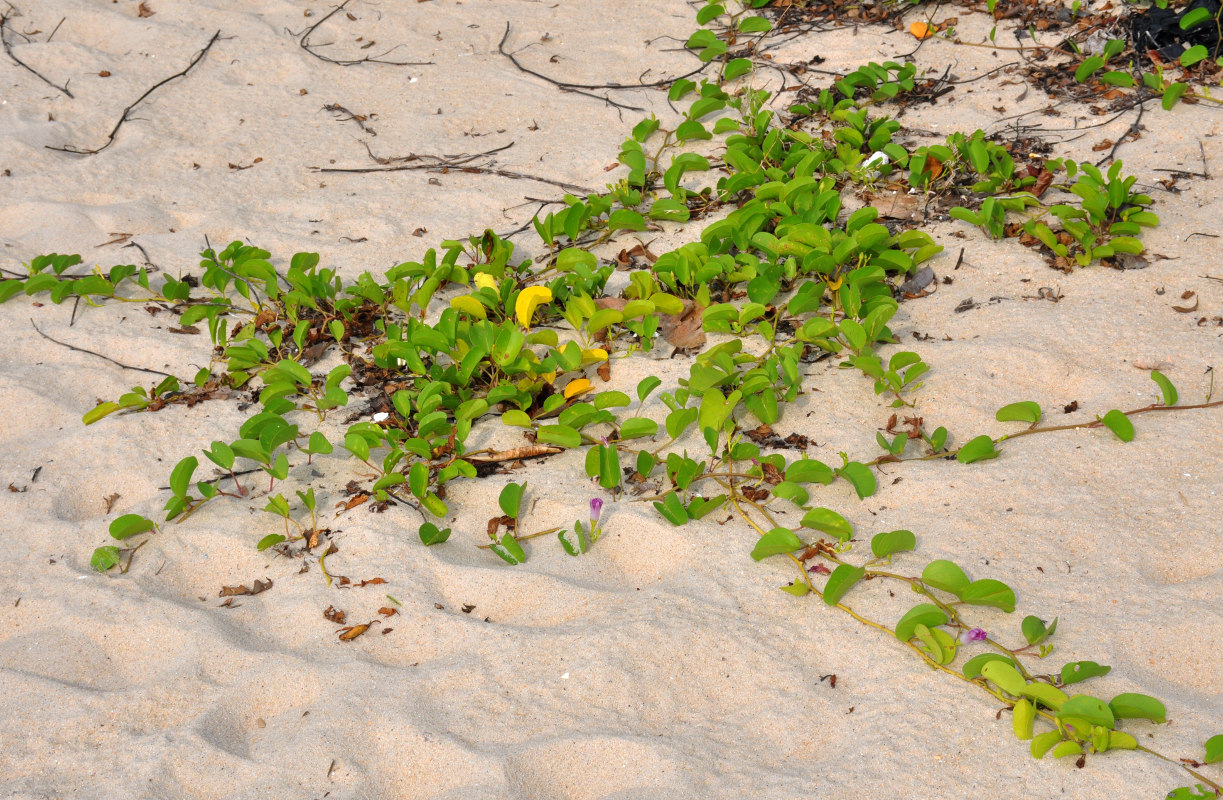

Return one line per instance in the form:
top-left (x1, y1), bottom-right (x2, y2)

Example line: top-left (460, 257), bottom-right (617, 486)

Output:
top-left (324, 605), bottom-right (347, 624)
top-left (659, 300), bottom-right (706, 349)
top-left (338, 624), bottom-right (370, 641)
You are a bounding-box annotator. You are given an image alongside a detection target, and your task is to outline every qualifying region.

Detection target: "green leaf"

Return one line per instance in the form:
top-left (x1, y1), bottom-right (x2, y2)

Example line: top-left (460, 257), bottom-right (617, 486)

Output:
top-left (1162, 82), bottom-right (1189, 110)
top-left (489, 532), bottom-right (526, 565)
top-left (418, 522), bottom-right (451, 546)
top-left (981, 661), bottom-right (1026, 696)
top-left (738, 15), bottom-right (772, 33)
top-left (1021, 682), bottom-right (1069, 711)
top-left (422, 491), bottom-right (448, 518)
top-left (82, 401), bottom-right (121, 425)
top-left (772, 481), bottom-right (808, 507)
top-left (1151, 370), bottom-right (1178, 406)
top-left (961, 579), bottom-right (1016, 612)
top-left (1022, 615), bottom-right (1056, 645)
top-left (501, 409), bottom-right (533, 428)
top-left (593, 391), bottom-right (631, 410)
top-left (836, 461), bottom-right (876, 499)
top-left (780, 580), bottom-right (810, 596)
top-left (537, 424), bottom-right (582, 448)
top-left (257, 533), bottom-right (287, 551)
top-left (962, 653), bottom-right (1015, 680)
top-left (1057, 695), bottom-right (1115, 729)
top-left (785, 458), bottom-right (834, 485)
top-left (648, 198), bottom-right (691, 222)
top-left (750, 527), bottom-right (805, 561)
top-left (1030, 730), bottom-right (1063, 759)
top-left (637, 376), bottom-right (662, 403)
top-left (1101, 409), bottom-right (1134, 442)
top-left (922, 559), bottom-right (969, 595)
top-left (1074, 56), bottom-right (1106, 83)
top-left (895, 603), bottom-right (948, 642)
top-left (1109, 693), bottom-right (1166, 723)
top-left (109, 513), bottom-right (155, 540)
top-left (996, 401), bottom-right (1041, 425)
top-left (409, 461), bottom-right (429, 499)
top-left (1060, 660), bottom-right (1112, 686)
top-left (607, 209), bottom-right (647, 232)
top-left (1205, 734), bottom-right (1223, 764)
top-left (800, 507), bottom-right (852, 541)
top-left (169, 457), bottom-right (198, 499)
top-left (499, 482), bottom-right (525, 519)
top-left (631, 116), bottom-right (660, 143)
top-left (723, 58), bottom-right (753, 82)
top-left (871, 529), bottom-right (916, 559)
top-left (91, 546), bottom-right (122, 572)
top-left (1180, 6), bottom-right (1213, 29)
top-left (914, 623), bottom-right (957, 666)
top-left (696, 3), bottom-right (724, 24)
top-left (1181, 44), bottom-right (1209, 68)
top-left (654, 491), bottom-right (689, 526)
top-left (619, 417), bottom-right (658, 440)
top-left (306, 431), bottom-right (332, 455)
top-left (822, 564), bottom-right (865, 605)
top-left (956, 435), bottom-right (999, 464)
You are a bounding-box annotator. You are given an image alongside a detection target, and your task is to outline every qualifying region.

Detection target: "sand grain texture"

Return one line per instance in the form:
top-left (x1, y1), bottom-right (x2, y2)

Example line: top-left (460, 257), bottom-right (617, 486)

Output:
top-left (1, 1), bottom-right (1221, 799)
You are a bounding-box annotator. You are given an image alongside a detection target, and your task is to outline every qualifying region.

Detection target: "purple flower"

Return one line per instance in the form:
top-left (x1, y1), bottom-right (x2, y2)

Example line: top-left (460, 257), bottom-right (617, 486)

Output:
top-left (589, 497), bottom-right (603, 524)
top-left (966, 628), bottom-right (988, 642)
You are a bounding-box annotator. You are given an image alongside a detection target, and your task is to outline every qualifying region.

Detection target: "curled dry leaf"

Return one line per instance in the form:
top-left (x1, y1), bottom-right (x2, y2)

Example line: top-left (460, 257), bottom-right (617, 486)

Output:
top-left (324, 605), bottom-right (346, 624)
top-left (338, 623), bottom-right (370, 641)
top-left (356, 577), bottom-right (387, 588)
top-left (468, 445), bottom-right (562, 464)
top-left (218, 578), bottom-right (272, 597)
top-left (659, 300), bottom-right (706, 349)
top-left (1172, 291), bottom-right (1198, 313)
top-left (378, 607), bottom-right (398, 617)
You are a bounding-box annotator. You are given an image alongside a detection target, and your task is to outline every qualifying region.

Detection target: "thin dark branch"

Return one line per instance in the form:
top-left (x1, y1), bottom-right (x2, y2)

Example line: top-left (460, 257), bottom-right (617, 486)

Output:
top-left (0, 9), bottom-right (73, 97)
top-left (45, 15), bottom-right (63, 43)
top-left (296, 0), bottom-right (432, 67)
top-left (30, 319), bottom-right (173, 377)
top-left (316, 140), bottom-right (596, 194)
top-left (1095, 98), bottom-right (1144, 167)
top-left (47, 30), bottom-right (221, 155)
top-left (498, 22), bottom-right (645, 112)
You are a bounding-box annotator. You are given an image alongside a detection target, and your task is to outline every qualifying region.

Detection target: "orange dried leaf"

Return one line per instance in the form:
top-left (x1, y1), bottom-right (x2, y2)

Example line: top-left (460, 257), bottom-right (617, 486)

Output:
top-left (910, 21), bottom-right (935, 39)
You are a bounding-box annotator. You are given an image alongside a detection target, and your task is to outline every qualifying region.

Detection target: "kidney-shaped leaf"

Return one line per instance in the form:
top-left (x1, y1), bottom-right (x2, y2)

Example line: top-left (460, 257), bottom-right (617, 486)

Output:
top-left (750, 527), bottom-right (805, 562)
top-left (822, 564), bottom-right (865, 606)
top-left (1109, 693), bottom-right (1166, 724)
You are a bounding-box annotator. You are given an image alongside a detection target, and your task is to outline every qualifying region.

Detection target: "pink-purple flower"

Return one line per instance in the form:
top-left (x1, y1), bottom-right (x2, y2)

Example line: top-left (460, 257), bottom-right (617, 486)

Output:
top-left (590, 497), bottom-right (603, 524)
top-left (966, 628), bottom-right (988, 642)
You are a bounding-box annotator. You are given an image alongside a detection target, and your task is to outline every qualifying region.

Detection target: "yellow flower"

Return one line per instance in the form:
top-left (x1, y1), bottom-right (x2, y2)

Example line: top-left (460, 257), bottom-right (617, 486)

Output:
top-left (515, 286), bottom-right (553, 330)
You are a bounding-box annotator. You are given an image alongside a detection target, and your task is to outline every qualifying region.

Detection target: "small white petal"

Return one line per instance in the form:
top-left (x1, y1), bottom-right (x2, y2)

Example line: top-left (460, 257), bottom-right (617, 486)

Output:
top-left (372, 412), bottom-right (389, 422)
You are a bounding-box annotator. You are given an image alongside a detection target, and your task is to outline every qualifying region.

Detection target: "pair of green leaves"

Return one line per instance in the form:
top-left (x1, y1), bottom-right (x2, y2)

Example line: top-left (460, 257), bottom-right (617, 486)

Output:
top-left (921, 559), bottom-right (1016, 612)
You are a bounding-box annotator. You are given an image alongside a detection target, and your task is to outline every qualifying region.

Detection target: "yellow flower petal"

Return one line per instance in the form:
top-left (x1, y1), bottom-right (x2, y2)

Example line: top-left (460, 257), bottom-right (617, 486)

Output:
top-left (474, 273), bottom-right (498, 292)
top-left (515, 286), bottom-right (553, 330)
top-left (564, 378), bottom-right (592, 399)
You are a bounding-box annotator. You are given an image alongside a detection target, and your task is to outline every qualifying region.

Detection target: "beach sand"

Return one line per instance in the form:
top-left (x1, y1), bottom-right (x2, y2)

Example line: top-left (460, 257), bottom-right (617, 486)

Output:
top-left (0, 1), bottom-right (1220, 798)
